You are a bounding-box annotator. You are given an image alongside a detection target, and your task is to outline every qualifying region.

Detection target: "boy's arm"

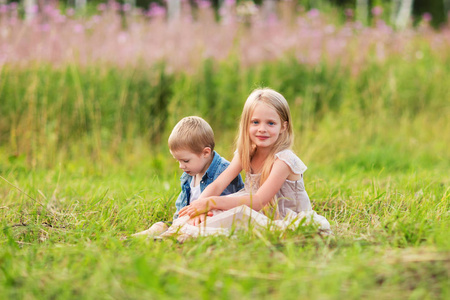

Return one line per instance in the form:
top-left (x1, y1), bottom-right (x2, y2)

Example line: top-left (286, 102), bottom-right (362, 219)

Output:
top-left (200, 153), bottom-right (243, 198)
top-left (173, 189), bottom-right (186, 219)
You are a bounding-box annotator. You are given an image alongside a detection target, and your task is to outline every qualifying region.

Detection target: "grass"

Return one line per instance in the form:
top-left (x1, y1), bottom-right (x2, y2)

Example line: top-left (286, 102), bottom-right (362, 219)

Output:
top-left (1, 10), bottom-right (450, 298)
top-left (1, 106), bottom-right (449, 298)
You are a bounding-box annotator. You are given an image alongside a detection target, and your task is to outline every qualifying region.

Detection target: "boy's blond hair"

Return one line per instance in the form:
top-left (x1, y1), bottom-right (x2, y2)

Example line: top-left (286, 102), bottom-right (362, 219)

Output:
top-left (168, 116), bottom-right (215, 154)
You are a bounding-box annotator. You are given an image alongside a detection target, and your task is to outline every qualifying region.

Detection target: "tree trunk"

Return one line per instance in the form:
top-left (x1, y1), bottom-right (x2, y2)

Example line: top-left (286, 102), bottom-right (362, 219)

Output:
top-left (263, 0), bottom-right (277, 21)
top-left (356, 0), bottom-right (369, 25)
top-left (168, 0), bottom-right (181, 20)
top-left (391, 0), bottom-right (401, 25)
top-left (75, 0), bottom-right (87, 12)
top-left (24, 0), bottom-right (38, 20)
top-left (395, 0), bottom-right (414, 29)
top-left (444, 0), bottom-right (450, 21)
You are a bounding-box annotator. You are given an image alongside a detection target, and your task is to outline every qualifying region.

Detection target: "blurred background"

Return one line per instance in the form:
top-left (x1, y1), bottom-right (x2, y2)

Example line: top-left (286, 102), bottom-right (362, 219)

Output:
top-left (0, 0), bottom-right (449, 174)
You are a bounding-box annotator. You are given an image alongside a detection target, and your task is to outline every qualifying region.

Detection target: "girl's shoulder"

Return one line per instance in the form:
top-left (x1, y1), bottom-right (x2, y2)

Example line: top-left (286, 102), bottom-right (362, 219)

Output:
top-left (274, 149), bottom-right (307, 175)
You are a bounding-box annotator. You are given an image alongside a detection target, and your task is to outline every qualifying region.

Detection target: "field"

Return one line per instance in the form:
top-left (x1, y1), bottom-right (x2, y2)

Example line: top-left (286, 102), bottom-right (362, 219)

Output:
top-left (1, 3), bottom-right (450, 299)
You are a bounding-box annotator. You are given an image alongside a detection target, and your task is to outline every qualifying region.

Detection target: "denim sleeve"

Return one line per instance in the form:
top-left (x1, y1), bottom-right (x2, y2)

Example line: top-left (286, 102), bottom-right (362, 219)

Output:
top-left (173, 190), bottom-right (186, 219)
top-left (222, 174), bottom-right (244, 195)
top-left (215, 160), bottom-right (244, 195)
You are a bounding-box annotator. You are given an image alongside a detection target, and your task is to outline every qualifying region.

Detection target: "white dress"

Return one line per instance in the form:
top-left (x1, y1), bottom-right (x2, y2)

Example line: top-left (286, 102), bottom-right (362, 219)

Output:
top-left (160, 150), bottom-right (331, 239)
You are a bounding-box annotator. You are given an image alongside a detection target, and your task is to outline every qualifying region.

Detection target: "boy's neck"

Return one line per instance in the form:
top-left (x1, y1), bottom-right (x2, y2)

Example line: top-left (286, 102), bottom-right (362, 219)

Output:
top-left (193, 152), bottom-right (215, 186)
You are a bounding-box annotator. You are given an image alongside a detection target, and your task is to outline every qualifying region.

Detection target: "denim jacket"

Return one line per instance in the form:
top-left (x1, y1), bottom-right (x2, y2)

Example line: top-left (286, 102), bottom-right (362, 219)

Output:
top-left (173, 151), bottom-right (244, 219)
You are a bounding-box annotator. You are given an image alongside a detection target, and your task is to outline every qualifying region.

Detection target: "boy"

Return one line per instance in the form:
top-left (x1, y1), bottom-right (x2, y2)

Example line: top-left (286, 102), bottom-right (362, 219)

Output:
top-left (132, 116), bottom-right (244, 236)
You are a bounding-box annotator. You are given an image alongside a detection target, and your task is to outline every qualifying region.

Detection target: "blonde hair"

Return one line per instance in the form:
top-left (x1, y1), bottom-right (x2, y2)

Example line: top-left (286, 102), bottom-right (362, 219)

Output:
top-left (237, 88), bottom-right (293, 186)
top-left (168, 116), bottom-right (215, 154)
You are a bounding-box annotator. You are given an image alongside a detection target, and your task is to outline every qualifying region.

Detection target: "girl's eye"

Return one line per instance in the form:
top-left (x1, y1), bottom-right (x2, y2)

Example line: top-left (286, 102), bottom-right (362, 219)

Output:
top-left (183, 160), bottom-right (189, 163)
top-left (268, 122), bottom-right (275, 126)
top-left (251, 120), bottom-right (259, 125)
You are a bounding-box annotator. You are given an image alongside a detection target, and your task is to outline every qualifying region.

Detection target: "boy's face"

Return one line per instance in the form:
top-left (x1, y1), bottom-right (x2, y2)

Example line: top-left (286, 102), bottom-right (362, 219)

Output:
top-left (170, 147), bottom-right (212, 177)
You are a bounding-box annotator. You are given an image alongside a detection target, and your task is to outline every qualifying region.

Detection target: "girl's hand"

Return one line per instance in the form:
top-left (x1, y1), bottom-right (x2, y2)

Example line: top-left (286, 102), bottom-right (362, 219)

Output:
top-left (179, 197), bottom-right (216, 217)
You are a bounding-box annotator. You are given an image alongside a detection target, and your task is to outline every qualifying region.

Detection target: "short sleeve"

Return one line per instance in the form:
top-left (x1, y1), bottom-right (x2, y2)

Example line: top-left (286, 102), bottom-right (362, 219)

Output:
top-left (275, 150), bottom-right (307, 175)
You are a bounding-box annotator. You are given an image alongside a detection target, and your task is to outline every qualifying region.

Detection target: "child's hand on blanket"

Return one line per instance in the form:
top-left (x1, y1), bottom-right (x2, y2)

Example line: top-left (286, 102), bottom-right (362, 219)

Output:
top-left (187, 213), bottom-right (206, 226)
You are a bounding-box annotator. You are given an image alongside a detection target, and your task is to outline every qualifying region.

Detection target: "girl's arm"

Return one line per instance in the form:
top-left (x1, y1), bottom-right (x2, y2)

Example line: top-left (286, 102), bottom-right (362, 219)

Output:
top-left (179, 158), bottom-right (291, 217)
top-left (199, 153), bottom-right (243, 198)
top-left (178, 153), bottom-right (243, 216)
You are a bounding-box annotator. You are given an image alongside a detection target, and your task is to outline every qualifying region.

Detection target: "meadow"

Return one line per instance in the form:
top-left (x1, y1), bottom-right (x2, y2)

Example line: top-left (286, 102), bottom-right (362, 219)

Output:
top-left (1, 2), bottom-right (450, 299)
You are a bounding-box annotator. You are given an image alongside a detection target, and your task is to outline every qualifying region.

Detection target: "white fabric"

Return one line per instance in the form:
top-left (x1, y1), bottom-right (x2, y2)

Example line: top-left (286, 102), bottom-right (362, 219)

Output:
top-left (190, 179), bottom-right (201, 202)
top-left (275, 149), bottom-right (307, 174)
top-left (161, 150), bottom-right (331, 239)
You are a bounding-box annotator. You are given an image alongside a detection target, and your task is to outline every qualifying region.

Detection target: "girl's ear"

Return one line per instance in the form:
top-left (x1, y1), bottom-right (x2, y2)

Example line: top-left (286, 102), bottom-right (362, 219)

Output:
top-left (202, 147), bottom-right (212, 157)
top-left (281, 121), bottom-right (288, 133)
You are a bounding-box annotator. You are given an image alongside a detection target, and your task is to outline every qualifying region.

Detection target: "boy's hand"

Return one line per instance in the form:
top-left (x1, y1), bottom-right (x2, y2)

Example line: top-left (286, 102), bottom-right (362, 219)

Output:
top-left (188, 214), bottom-right (207, 226)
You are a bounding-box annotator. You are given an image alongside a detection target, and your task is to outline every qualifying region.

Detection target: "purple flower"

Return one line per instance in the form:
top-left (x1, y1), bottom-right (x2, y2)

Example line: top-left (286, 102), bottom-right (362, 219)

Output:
top-left (147, 4), bottom-right (166, 17)
top-left (9, 2), bottom-right (18, 11)
top-left (224, 0), bottom-right (236, 6)
top-left (197, 0), bottom-right (211, 9)
top-left (92, 15), bottom-right (101, 23)
top-left (307, 9), bottom-right (320, 19)
top-left (55, 14), bottom-right (66, 23)
top-left (40, 23), bottom-right (51, 32)
top-left (122, 3), bottom-right (131, 12)
top-left (0, 5), bottom-right (8, 14)
top-left (371, 6), bottom-right (382, 17)
top-left (345, 9), bottom-right (353, 18)
top-left (66, 8), bottom-right (75, 16)
top-left (422, 12), bottom-right (432, 22)
top-left (110, 1), bottom-right (122, 11)
top-left (73, 24), bottom-right (84, 33)
top-left (25, 4), bottom-right (39, 14)
top-left (97, 3), bottom-right (107, 12)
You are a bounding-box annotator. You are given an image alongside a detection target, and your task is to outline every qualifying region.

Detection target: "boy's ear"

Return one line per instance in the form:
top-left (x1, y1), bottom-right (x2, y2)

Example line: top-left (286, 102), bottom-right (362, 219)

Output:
top-left (202, 147), bottom-right (212, 157)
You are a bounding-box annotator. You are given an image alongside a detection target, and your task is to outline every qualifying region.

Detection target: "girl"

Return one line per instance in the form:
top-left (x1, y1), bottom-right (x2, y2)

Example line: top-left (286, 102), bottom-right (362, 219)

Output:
top-left (160, 88), bottom-right (330, 240)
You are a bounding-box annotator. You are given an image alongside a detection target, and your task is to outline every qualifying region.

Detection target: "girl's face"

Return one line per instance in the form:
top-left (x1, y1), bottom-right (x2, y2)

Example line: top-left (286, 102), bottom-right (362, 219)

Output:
top-left (249, 103), bottom-right (286, 150)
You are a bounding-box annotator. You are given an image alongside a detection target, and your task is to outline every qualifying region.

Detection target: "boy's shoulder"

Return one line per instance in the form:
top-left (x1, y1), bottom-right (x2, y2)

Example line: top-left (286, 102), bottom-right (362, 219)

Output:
top-left (206, 150), bottom-right (230, 175)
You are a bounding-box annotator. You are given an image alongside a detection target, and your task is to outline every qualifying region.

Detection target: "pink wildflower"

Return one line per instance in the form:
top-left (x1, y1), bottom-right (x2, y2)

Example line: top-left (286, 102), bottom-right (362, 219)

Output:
top-left (422, 12), bottom-right (432, 23)
top-left (0, 4), bottom-right (8, 14)
top-left (225, 0), bottom-right (236, 6)
top-left (147, 3), bottom-right (166, 17)
top-left (122, 3), bottom-right (131, 12)
top-left (97, 3), bottom-right (107, 12)
top-left (9, 2), bottom-right (18, 11)
top-left (345, 9), bottom-right (353, 18)
top-left (73, 24), bottom-right (84, 33)
top-left (197, 0), bottom-right (211, 9)
top-left (25, 4), bottom-right (39, 14)
top-left (371, 6), bottom-right (382, 17)
top-left (110, 1), bottom-right (121, 11)
top-left (66, 8), bottom-right (75, 16)
top-left (307, 9), bottom-right (320, 19)
top-left (40, 23), bottom-right (51, 32)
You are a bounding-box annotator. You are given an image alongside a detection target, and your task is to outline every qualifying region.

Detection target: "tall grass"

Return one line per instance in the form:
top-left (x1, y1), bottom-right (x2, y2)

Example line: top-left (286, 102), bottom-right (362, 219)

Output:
top-left (1, 52), bottom-right (449, 169)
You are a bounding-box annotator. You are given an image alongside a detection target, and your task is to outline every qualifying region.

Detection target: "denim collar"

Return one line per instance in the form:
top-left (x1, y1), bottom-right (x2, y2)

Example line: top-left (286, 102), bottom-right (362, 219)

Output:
top-left (180, 150), bottom-right (220, 184)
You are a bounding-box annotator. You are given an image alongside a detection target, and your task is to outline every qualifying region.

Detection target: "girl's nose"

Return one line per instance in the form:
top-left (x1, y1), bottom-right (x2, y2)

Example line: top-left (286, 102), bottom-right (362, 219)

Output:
top-left (179, 162), bottom-right (185, 169)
